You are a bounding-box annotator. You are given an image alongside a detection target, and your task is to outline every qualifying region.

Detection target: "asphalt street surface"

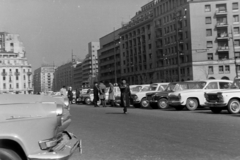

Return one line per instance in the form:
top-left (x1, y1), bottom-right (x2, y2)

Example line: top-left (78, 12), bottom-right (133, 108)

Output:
top-left (68, 104), bottom-right (240, 160)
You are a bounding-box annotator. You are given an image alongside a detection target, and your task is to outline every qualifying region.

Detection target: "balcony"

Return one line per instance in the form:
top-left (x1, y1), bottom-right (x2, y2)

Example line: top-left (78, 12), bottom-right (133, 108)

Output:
top-left (217, 46), bottom-right (229, 52)
top-left (1, 72), bottom-right (7, 76)
top-left (215, 10), bottom-right (227, 16)
top-left (15, 72), bottom-right (20, 76)
top-left (217, 33), bottom-right (229, 40)
top-left (216, 22), bottom-right (228, 28)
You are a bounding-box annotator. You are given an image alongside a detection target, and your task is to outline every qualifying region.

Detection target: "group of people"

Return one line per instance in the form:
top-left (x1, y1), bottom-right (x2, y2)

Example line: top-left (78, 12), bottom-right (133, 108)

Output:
top-left (93, 79), bottom-right (131, 114)
top-left (60, 85), bottom-right (75, 104)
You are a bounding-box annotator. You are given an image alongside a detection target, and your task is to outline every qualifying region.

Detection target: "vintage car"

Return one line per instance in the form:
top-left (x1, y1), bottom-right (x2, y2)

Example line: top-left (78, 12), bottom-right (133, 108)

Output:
top-left (204, 78), bottom-right (239, 114)
top-left (0, 94), bottom-right (81, 160)
top-left (130, 84), bottom-right (150, 93)
top-left (78, 89), bottom-right (94, 104)
top-left (131, 83), bottom-right (168, 108)
top-left (147, 82), bottom-right (199, 109)
top-left (168, 80), bottom-right (232, 111)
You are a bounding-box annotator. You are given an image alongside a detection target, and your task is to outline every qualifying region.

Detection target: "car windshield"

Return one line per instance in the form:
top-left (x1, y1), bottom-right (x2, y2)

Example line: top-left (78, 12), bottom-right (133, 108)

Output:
top-left (131, 86), bottom-right (142, 92)
top-left (141, 86), bottom-right (150, 91)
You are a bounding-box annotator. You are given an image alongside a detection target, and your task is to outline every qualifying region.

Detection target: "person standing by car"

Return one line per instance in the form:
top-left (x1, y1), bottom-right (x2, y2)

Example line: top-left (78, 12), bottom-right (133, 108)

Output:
top-left (108, 82), bottom-right (115, 106)
top-left (67, 87), bottom-right (73, 104)
top-left (99, 81), bottom-right (107, 107)
top-left (119, 79), bottom-right (131, 114)
top-left (60, 86), bottom-right (67, 97)
top-left (93, 82), bottom-right (99, 107)
top-left (75, 88), bottom-right (81, 104)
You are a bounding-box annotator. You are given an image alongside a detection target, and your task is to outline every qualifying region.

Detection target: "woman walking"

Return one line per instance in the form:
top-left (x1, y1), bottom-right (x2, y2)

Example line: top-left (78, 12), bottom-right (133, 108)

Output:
top-left (119, 79), bottom-right (131, 114)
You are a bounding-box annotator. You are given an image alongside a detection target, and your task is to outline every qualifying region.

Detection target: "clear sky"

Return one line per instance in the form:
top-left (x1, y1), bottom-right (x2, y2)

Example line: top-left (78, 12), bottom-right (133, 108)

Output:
top-left (0, 0), bottom-right (150, 69)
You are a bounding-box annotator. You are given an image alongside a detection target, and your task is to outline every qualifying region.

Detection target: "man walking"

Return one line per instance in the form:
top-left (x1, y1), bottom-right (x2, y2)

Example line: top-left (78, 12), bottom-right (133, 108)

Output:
top-left (67, 86), bottom-right (73, 104)
top-left (93, 82), bottom-right (99, 107)
top-left (119, 79), bottom-right (131, 114)
top-left (99, 81), bottom-right (107, 107)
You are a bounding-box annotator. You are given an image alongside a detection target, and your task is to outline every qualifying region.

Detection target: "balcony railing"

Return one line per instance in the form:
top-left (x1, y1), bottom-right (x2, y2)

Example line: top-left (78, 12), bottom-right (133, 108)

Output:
top-left (216, 10), bottom-right (227, 15)
top-left (216, 22), bottom-right (228, 28)
top-left (217, 46), bottom-right (229, 51)
top-left (217, 33), bottom-right (229, 40)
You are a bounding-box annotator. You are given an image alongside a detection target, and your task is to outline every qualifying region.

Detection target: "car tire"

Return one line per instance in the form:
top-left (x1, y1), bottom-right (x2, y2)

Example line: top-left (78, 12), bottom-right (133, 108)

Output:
top-left (157, 98), bottom-right (168, 109)
top-left (210, 108), bottom-right (222, 113)
top-left (174, 106), bottom-right (184, 111)
top-left (0, 148), bottom-right (22, 160)
top-left (227, 99), bottom-right (240, 114)
top-left (140, 98), bottom-right (149, 108)
top-left (186, 98), bottom-right (198, 111)
top-left (85, 98), bottom-right (91, 105)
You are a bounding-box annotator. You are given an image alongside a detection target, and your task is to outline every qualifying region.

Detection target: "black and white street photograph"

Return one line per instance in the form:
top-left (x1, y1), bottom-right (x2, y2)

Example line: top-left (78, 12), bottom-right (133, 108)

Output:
top-left (0, 0), bottom-right (240, 160)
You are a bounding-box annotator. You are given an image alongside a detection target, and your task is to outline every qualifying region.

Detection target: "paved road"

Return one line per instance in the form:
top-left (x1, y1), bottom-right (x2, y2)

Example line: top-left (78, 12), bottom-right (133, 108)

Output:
top-left (68, 104), bottom-right (240, 160)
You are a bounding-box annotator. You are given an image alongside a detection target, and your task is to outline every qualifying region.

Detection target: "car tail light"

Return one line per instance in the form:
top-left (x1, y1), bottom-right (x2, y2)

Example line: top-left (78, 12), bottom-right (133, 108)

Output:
top-left (56, 104), bottom-right (63, 116)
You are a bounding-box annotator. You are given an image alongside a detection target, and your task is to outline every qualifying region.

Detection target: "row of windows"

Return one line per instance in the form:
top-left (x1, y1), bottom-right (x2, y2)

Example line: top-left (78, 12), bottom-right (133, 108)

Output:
top-left (2, 75), bottom-right (28, 81)
top-left (2, 83), bottom-right (26, 89)
top-left (208, 65), bottom-right (230, 74)
top-left (204, 3), bottom-right (239, 12)
top-left (205, 15), bottom-right (239, 24)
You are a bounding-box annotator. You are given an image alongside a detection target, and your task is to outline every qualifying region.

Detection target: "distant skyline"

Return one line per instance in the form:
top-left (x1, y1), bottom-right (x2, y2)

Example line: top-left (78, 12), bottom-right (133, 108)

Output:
top-left (0, 0), bottom-right (150, 69)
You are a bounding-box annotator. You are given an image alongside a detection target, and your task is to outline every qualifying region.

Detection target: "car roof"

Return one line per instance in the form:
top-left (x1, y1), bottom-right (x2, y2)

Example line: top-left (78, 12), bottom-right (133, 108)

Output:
top-left (151, 83), bottom-right (169, 85)
top-left (185, 79), bottom-right (232, 83)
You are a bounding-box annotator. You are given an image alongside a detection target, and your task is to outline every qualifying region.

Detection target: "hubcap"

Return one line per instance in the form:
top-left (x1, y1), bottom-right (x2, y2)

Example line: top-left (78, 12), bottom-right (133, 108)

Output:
top-left (142, 100), bottom-right (149, 107)
top-left (230, 102), bottom-right (240, 112)
top-left (159, 100), bottom-right (167, 108)
top-left (188, 100), bottom-right (196, 108)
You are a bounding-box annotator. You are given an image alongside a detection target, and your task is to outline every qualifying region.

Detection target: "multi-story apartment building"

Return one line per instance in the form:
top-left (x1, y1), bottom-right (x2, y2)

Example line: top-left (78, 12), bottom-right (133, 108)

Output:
top-left (33, 64), bottom-right (55, 94)
top-left (154, 0), bottom-right (240, 82)
top-left (73, 62), bottom-right (83, 89)
top-left (53, 62), bottom-right (74, 91)
top-left (119, 1), bottom-right (156, 84)
top-left (98, 28), bottom-right (122, 83)
top-left (0, 32), bottom-right (32, 94)
top-left (81, 42), bottom-right (99, 88)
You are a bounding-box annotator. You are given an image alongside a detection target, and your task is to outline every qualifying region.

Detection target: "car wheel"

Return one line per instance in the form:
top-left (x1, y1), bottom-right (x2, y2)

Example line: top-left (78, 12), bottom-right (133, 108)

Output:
top-left (186, 98), bottom-right (198, 111)
top-left (174, 106), bottom-right (184, 111)
top-left (0, 148), bottom-right (22, 160)
top-left (85, 98), bottom-right (91, 105)
top-left (157, 98), bottom-right (168, 109)
top-left (140, 98), bottom-right (149, 108)
top-left (227, 99), bottom-right (240, 114)
top-left (210, 108), bottom-right (222, 113)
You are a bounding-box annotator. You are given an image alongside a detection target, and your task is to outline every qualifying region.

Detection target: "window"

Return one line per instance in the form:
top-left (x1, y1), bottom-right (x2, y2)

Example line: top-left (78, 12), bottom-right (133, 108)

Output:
top-left (205, 17), bottom-right (212, 24)
top-left (234, 40), bottom-right (240, 46)
top-left (219, 82), bottom-right (231, 89)
top-left (3, 83), bottom-right (6, 89)
top-left (216, 4), bottom-right (227, 12)
top-left (208, 53), bottom-right (213, 60)
top-left (206, 82), bottom-right (218, 89)
top-left (3, 76), bottom-right (5, 81)
top-left (225, 65), bottom-right (230, 73)
top-left (236, 52), bottom-right (240, 58)
top-left (207, 41), bottom-right (213, 48)
top-left (185, 31), bottom-right (188, 38)
top-left (233, 27), bottom-right (240, 35)
top-left (237, 65), bottom-right (240, 71)
top-left (233, 2), bottom-right (239, 10)
top-left (219, 66), bottom-right (224, 73)
top-left (205, 5), bottom-right (211, 12)
top-left (233, 15), bottom-right (239, 22)
top-left (206, 29), bottom-right (212, 36)
top-left (16, 83), bottom-right (19, 89)
top-left (208, 66), bottom-right (214, 74)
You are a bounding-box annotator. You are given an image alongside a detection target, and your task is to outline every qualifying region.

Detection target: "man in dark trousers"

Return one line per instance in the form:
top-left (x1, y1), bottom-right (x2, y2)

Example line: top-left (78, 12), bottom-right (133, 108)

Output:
top-left (99, 81), bottom-right (107, 107)
top-left (67, 86), bottom-right (73, 104)
top-left (119, 78), bottom-right (131, 114)
top-left (93, 82), bottom-right (99, 107)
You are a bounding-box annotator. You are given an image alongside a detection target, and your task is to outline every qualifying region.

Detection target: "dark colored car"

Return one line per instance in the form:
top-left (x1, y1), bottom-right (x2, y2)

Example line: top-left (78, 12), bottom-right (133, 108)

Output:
top-left (147, 82), bottom-right (197, 109)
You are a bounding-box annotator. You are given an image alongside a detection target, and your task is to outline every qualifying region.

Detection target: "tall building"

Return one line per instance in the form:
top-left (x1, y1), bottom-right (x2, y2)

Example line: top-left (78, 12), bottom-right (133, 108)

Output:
top-left (33, 64), bottom-right (55, 94)
top-left (81, 42), bottom-right (99, 88)
top-left (154, 0), bottom-right (240, 82)
top-left (119, 1), bottom-right (156, 84)
top-left (73, 62), bottom-right (83, 89)
top-left (53, 62), bottom-right (74, 91)
top-left (0, 32), bottom-right (32, 94)
top-left (98, 28), bottom-right (122, 83)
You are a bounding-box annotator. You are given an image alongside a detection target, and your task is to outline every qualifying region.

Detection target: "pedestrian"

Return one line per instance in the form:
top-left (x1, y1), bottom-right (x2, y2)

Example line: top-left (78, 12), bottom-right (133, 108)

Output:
top-left (108, 82), bottom-right (115, 107)
top-left (76, 88), bottom-right (81, 104)
top-left (67, 86), bottom-right (73, 104)
top-left (119, 78), bottom-right (131, 114)
top-left (60, 86), bottom-right (67, 97)
top-left (93, 82), bottom-right (99, 107)
top-left (99, 81), bottom-right (107, 107)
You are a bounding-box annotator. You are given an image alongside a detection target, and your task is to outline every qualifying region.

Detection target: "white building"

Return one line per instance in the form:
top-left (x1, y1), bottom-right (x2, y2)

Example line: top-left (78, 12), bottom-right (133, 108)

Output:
top-left (0, 32), bottom-right (32, 94)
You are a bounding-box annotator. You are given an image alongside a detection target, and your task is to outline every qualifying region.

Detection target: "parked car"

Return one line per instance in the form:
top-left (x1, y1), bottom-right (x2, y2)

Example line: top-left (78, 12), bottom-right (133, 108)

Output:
top-left (0, 94), bottom-right (80, 160)
top-left (205, 78), bottom-right (239, 114)
top-left (131, 83), bottom-right (168, 108)
top-left (130, 84), bottom-right (150, 93)
top-left (147, 81), bottom-right (198, 109)
top-left (78, 89), bottom-right (94, 104)
top-left (168, 80), bottom-right (232, 111)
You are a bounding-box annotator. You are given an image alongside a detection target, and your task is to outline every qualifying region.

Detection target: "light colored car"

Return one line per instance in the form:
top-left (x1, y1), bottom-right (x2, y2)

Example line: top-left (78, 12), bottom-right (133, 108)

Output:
top-left (131, 83), bottom-right (168, 108)
top-left (168, 80), bottom-right (233, 111)
top-left (0, 94), bottom-right (81, 160)
top-left (205, 78), bottom-right (239, 114)
top-left (78, 89), bottom-right (94, 104)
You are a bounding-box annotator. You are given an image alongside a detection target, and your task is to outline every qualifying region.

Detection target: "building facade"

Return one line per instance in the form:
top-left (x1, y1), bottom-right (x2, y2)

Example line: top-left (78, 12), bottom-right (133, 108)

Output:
top-left (119, 1), bottom-right (156, 84)
top-left (81, 42), bottom-right (99, 88)
top-left (154, 0), bottom-right (240, 82)
top-left (0, 32), bottom-right (32, 94)
top-left (73, 62), bottom-right (83, 89)
top-left (33, 64), bottom-right (55, 94)
top-left (98, 28), bottom-right (122, 83)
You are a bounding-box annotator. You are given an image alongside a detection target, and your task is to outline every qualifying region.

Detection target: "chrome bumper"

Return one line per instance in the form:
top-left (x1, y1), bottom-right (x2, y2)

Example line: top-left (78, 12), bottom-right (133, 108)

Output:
top-left (168, 100), bottom-right (183, 106)
top-left (205, 102), bottom-right (227, 107)
top-left (28, 132), bottom-right (81, 160)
